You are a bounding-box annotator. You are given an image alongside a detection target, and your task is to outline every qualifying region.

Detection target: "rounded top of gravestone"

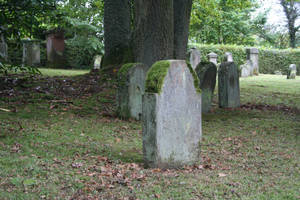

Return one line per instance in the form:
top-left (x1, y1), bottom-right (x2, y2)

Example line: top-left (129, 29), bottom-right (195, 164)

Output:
top-left (289, 64), bottom-right (297, 70)
top-left (207, 52), bottom-right (217, 58)
top-left (246, 47), bottom-right (259, 54)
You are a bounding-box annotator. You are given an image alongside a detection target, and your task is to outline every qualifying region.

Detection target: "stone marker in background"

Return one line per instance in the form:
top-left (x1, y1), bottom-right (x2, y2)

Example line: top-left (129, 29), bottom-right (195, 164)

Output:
top-left (240, 60), bottom-right (252, 77)
top-left (46, 30), bottom-right (66, 68)
top-left (225, 52), bottom-right (233, 62)
top-left (188, 47), bottom-right (201, 70)
top-left (195, 62), bottom-right (217, 113)
top-left (246, 47), bottom-right (259, 75)
top-left (218, 62), bottom-right (240, 108)
top-left (0, 34), bottom-right (8, 61)
top-left (93, 55), bottom-right (102, 70)
top-left (117, 63), bottom-right (147, 120)
top-left (274, 70), bottom-right (282, 75)
top-left (143, 60), bottom-right (202, 168)
top-left (287, 64), bottom-right (297, 79)
top-left (208, 52), bottom-right (218, 65)
top-left (22, 39), bottom-right (40, 66)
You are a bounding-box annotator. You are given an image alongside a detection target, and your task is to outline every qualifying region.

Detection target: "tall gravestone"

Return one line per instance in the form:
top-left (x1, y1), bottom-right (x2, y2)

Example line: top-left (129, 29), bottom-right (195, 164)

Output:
top-left (287, 64), bottom-right (297, 79)
top-left (246, 47), bottom-right (259, 75)
top-left (143, 60), bottom-right (202, 168)
top-left (225, 52), bottom-right (233, 62)
top-left (117, 63), bottom-right (148, 120)
top-left (46, 30), bottom-right (66, 68)
top-left (195, 62), bottom-right (217, 113)
top-left (22, 39), bottom-right (40, 66)
top-left (208, 52), bottom-right (218, 65)
top-left (218, 62), bottom-right (240, 108)
top-left (188, 48), bottom-right (201, 70)
top-left (0, 34), bottom-right (8, 61)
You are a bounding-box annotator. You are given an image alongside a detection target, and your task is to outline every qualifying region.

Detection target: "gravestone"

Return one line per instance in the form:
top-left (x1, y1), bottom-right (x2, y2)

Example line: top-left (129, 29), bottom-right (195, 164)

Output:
top-left (195, 62), bottom-right (217, 113)
top-left (240, 60), bottom-right (252, 77)
top-left (143, 60), bottom-right (202, 168)
top-left (188, 48), bottom-right (201, 70)
top-left (246, 47), bottom-right (259, 75)
top-left (225, 52), bottom-right (233, 62)
top-left (46, 30), bottom-right (66, 68)
top-left (274, 70), bottom-right (282, 75)
top-left (218, 62), bottom-right (240, 108)
top-left (287, 64), bottom-right (297, 79)
top-left (0, 34), bottom-right (8, 61)
top-left (22, 39), bottom-right (40, 66)
top-left (93, 55), bottom-right (102, 70)
top-left (117, 63), bottom-right (148, 120)
top-left (208, 52), bottom-right (218, 65)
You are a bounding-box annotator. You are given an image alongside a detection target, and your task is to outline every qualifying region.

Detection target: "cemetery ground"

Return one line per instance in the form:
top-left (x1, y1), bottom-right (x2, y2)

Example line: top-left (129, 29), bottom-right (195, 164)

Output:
top-left (0, 69), bottom-right (299, 200)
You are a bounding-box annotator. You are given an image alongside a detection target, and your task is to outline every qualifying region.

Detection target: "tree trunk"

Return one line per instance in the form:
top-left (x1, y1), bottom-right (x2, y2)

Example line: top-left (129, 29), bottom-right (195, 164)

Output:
top-left (103, 0), bottom-right (132, 67)
top-left (173, 0), bottom-right (193, 59)
top-left (134, 0), bottom-right (174, 68)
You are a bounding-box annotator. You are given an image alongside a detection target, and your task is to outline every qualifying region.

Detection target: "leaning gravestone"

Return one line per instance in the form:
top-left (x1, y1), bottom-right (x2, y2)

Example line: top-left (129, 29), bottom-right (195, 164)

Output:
top-left (143, 60), bottom-right (202, 168)
top-left (287, 64), bottom-right (297, 79)
top-left (195, 62), bottom-right (217, 113)
top-left (117, 63), bottom-right (148, 120)
top-left (218, 62), bottom-right (240, 108)
top-left (22, 39), bottom-right (40, 66)
top-left (188, 48), bottom-right (201, 70)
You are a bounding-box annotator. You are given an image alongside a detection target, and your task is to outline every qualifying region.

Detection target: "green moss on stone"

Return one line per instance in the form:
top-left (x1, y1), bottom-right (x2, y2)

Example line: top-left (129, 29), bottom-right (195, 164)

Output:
top-left (118, 63), bottom-right (141, 86)
top-left (145, 60), bottom-right (171, 93)
top-left (187, 62), bottom-right (202, 94)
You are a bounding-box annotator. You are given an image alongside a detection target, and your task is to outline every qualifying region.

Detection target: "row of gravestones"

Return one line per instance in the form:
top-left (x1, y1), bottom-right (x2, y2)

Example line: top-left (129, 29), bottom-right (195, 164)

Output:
top-left (117, 57), bottom-right (240, 168)
top-left (0, 31), bottom-right (66, 68)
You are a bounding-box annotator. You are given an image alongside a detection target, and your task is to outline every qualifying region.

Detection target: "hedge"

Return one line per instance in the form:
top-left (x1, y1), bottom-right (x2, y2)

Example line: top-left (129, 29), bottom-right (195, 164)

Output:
top-left (189, 43), bottom-right (300, 75)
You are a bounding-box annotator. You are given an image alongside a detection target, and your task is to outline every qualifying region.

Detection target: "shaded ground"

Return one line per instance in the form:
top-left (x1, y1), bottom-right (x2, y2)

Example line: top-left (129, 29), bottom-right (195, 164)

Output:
top-left (0, 72), bottom-right (299, 199)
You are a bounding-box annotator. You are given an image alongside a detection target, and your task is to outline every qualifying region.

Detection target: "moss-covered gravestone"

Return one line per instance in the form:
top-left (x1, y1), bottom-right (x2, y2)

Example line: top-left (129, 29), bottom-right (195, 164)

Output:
top-left (117, 63), bottom-right (147, 120)
top-left (22, 39), bottom-right (40, 66)
top-left (218, 62), bottom-right (240, 108)
top-left (143, 60), bottom-right (202, 168)
top-left (287, 64), bottom-right (297, 79)
top-left (195, 62), bottom-right (217, 113)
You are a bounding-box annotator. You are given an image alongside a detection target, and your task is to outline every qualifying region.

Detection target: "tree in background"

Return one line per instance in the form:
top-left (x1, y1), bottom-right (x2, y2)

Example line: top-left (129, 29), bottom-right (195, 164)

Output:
top-left (279, 0), bottom-right (300, 48)
top-left (190, 0), bottom-right (258, 45)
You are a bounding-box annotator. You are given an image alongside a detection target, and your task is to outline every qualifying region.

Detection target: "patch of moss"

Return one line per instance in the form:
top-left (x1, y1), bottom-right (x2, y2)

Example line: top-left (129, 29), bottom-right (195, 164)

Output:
top-left (118, 63), bottom-right (140, 86)
top-left (187, 62), bottom-right (202, 94)
top-left (145, 60), bottom-right (171, 93)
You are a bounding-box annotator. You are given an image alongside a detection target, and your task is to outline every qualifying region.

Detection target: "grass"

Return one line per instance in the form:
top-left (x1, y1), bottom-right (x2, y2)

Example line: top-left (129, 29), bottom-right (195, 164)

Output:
top-left (38, 68), bottom-right (89, 77)
top-left (0, 70), bottom-right (299, 199)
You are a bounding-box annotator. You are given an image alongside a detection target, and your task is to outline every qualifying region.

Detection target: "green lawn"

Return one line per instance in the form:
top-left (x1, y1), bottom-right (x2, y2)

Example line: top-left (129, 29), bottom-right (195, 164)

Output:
top-left (0, 71), bottom-right (299, 199)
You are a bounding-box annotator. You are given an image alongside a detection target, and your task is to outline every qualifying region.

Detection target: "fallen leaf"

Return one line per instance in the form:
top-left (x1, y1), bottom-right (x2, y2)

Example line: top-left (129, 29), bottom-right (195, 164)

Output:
top-left (218, 173), bottom-right (227, 177)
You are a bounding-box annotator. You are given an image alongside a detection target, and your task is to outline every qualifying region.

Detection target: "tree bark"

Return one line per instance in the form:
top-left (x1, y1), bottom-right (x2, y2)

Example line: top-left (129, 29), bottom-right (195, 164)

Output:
top-left (134, 0), bottom-right (174, 68)
top-left (103, 0), bottom-right (131, 67)
top-left (173, 0), bottom-right (193, 59)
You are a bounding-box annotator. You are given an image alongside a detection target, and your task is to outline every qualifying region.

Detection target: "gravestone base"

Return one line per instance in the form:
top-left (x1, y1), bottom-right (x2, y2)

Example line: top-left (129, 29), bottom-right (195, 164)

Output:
top-left (143, 60), bottom-right (202, 168)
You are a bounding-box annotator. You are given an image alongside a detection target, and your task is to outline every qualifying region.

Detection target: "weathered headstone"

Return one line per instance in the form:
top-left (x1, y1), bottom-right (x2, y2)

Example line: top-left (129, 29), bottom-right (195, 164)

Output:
top-left (240, 60), bottom-right (252, 77)
top-left (143, 60), bottom-right (202, 168)
top-left (208, 52), bottom-right (218, 65)
top-left (93, 55), bottom-right (102, 70)
top-left (46, 30), bottom-right (66, 68)
top-left (117, 63), bottom-right (148, 120)
top-left (246, 47), bottom-right (259, 75)
top-left (195, 62), bottom-right (217, 113)
top-left (225, 52), bottom-right (233, 62)
top-left (287, 64), bottom-right (297, 79)
top-left (0, 34), bottom-right (8, 61)
top-left (218, 62), bottom-right (240, 108)
top-left (22, 39), bottom-right (40, 66)
top-left (188, 48), bottom-right (201, 70)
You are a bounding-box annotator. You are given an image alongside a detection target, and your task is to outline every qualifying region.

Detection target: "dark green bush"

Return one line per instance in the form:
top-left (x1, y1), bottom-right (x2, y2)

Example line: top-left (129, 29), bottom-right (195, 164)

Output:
top-left (189, 43), bottom-right (300, 75)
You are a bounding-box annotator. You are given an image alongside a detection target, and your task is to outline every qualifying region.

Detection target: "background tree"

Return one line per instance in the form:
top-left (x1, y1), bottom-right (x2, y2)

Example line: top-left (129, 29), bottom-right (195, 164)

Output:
top-left (279, 0), bottom-right (300, 48)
